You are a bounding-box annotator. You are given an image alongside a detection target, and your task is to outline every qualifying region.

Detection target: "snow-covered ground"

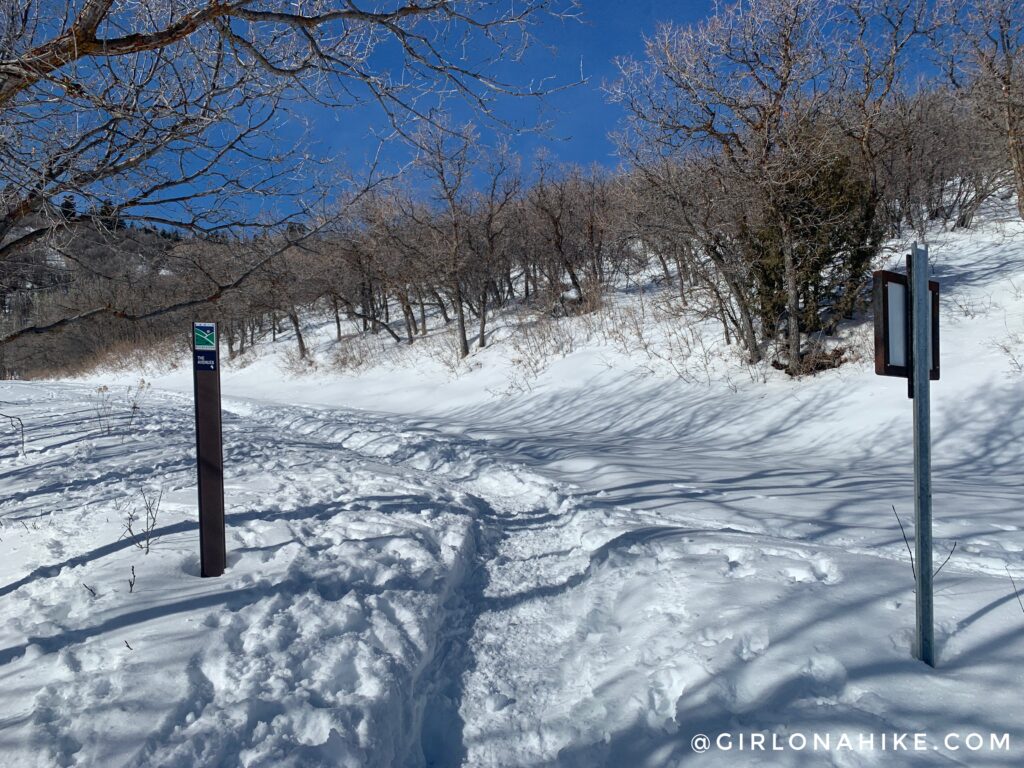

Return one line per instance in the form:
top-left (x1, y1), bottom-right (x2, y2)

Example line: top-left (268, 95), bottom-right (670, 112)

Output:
top-left (2, 218), bottom-right (1024, 766)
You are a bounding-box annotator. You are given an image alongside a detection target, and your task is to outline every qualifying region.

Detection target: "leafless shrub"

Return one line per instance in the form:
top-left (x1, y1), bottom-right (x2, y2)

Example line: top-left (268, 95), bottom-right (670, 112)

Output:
top-left (1, 410), bottom-right (25, 455)
top-left (507, 315), bottom-right (580, 385)
top-left (600, 292), bottom-right (726, 386)
top-left (1008, 278), bottom-right (1024, 302)
top-left (119, 488), bottom-right (163, 555)
top-left (281, 346), bottom-right (319, 375)
top-left (949, 292), bottom-right (997, 318)
top-left (124, 379), bottom-right (151, 432)
top-left (992, 327), bottom-right (1024, 374)
top-left (424, 329), bottom-right (482, 376)
top-left (330, 333), bottom-right (396, 374)
top-left (93, 386), bottom-right (115, 435)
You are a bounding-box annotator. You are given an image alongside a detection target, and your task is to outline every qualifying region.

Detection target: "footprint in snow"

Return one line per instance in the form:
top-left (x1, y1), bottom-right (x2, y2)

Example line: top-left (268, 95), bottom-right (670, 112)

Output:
top-left (736, 628), bottom-right (770, 660)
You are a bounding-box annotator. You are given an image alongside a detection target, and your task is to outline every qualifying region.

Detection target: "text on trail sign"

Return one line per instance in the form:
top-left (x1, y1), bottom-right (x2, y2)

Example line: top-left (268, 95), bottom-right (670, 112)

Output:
top-left (873, 270), bottom-right (939, 381)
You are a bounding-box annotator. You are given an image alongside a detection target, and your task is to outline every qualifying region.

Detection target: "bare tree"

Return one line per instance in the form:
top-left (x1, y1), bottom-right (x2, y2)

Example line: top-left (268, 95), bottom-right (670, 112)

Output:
top-left (465, 144), bottom-right (520, 348)
top-left (410, 121), bottom-right (476, 358)
top-left (939, 0), bottom-right (1024, 219)
top-left (613, 0), bottom-right (843, 372)
top-left (833, 0), bottom-right (936, 205)
top-left (0, 0), bottom-right (578, 349)
top-left (524, 160), bottom-right (626, 313)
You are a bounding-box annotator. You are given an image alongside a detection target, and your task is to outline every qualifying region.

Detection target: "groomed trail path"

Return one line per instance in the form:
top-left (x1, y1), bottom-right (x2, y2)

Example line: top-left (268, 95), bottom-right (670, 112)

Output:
top-left (0, 382), bottom-right (1022, 767)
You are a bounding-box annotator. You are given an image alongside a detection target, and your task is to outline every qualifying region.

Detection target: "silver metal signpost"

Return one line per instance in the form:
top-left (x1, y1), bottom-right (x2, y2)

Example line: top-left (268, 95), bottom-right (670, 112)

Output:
top-left (873, 244), bottom-right (939, 667)
top-left (909, 243), bottom-right (934, 667)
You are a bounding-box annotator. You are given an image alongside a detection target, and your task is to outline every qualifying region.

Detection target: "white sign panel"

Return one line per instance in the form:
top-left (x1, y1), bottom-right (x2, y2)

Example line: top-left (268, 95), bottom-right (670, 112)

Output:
top-left (886, 281), bottom-right (907, 368)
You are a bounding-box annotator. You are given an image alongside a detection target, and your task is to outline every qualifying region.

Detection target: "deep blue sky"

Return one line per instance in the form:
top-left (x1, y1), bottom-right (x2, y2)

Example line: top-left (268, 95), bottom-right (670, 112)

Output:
top-left (486, 0), bottom-right (714, 166)
top-left (298, 1), bottom-right (715, 175)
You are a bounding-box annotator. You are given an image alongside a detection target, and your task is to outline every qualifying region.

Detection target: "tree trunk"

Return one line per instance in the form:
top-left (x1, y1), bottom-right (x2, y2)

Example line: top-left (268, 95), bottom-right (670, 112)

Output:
top-left (403, 303), bottom-right (415, 342)
top-left (1005, 97), bottom-right (1024, 220)
top-left (433, 290), bottom-right (451, 324)
top-left (705, 250), bottom-right (760, 364)
top-left (360, 282), bottom-right (370, 332)
top-left (453, 282), bottom-right (470, 358)
top-left (781, 234), bottom-right (801, 375)
top-left (399, 292), bottom-right (417, 338)
top-left (655, 251), bottom-right (673, 284)
top-left (564, 261), bottom-right (584, 305)
top-left (288, 311), bottom-right (307, 359)
top-left (478, 287), bottom-right (488, 348)
top-left (331, 295), bottom-right (342, 341)
top-left (673, 253), bottom-right (688, 304)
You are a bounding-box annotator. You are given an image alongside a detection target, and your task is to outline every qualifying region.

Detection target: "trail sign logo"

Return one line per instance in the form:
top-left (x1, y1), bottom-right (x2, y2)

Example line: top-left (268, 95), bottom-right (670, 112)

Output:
top-left (193, 323), bottom-right (217, 351)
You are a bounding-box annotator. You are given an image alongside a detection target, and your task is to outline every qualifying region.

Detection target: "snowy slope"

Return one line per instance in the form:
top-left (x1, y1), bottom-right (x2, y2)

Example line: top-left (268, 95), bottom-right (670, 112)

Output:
top-left (1, 216), bottom-right (1024, 767)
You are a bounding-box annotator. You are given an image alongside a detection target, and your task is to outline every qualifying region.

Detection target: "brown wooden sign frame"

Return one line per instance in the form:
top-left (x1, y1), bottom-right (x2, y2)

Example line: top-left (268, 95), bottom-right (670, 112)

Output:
top-left (873, 269), bottom-right (939, 382)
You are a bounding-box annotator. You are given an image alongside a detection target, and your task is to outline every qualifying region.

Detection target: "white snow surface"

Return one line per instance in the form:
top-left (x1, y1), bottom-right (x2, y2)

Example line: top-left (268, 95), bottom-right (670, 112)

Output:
top-left (2, 220), bottom-right (1024, 766)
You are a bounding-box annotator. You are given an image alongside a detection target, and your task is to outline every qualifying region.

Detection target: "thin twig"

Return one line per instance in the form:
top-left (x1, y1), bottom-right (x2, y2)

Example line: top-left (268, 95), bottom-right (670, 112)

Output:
top-left (1006, 567), bottom-right (1024, 616)
top-left (893, 505), bottom-right (916, 580)
top-left (933, 541), bottom-right (957, 577)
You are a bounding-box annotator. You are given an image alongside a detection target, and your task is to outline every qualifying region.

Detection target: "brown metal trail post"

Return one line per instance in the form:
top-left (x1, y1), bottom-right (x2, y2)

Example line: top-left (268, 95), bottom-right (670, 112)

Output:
top-left (193, 322), bottom-right (226, 577)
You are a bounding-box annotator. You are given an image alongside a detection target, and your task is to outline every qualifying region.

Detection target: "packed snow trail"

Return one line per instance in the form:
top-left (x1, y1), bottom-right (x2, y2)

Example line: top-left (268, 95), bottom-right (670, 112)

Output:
top-left (2, 379), bottom-right (1024, 766)
top-left (0, 383), bottom-right (509, 767)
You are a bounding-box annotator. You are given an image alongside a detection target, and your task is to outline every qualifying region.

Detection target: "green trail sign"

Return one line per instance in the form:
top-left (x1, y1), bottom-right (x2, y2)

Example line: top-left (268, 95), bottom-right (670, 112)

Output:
top-left (193, 322), bottom-right (217, 372)
top-left (194, 323), bottom-right (217, 351)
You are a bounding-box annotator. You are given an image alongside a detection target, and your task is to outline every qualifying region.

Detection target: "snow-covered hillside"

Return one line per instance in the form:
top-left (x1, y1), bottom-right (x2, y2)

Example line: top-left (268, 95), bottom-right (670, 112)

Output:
top-left (1, 217), bottom-right (1023, 766)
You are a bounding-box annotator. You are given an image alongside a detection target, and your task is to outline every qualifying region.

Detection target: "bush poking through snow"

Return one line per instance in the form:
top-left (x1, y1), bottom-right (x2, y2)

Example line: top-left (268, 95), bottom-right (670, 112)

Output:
top-left (992, 324), bottom-right (1024, 375)
top-left (92, 379), bottom-right (152, 438)
top-left (281, 346), bottom-right (319, 375)
top-left (1, 410), bottom-right (25, 455)
top-left (118, 487), bottom-right (163, 554)
top-left (124, 379), bottom-right (150, 433)
top-left (93, 385), bottom-right (115, 435)
top-left (508, 316), bottom-right (580, 385)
